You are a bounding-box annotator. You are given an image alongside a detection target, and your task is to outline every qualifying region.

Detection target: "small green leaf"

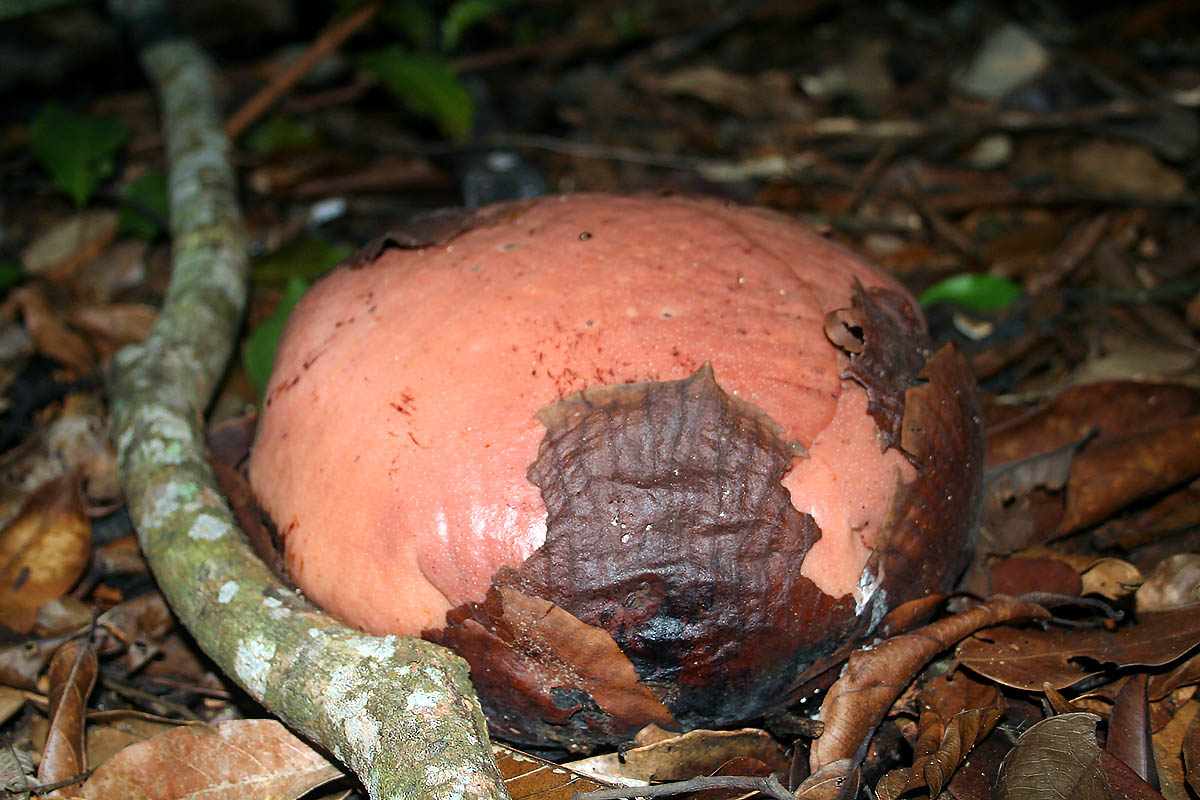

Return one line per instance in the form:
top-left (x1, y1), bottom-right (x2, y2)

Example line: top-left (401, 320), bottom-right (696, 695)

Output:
top-left (360, 47), bottom-right (474, 142)
top-left (0, 262), bottom-right (24, 290)
top-left (242, 114), bottom-right (320, 157)
top-left (243, 275), bottom-right (310, 400)
top-left (118, 171), bottom-right (169, 240)
top-left (28, 103), bottom-right (129, 207)
top-left (442, 0), bottom-right (506, 50)
top-left (251, 234), bottom-right (351, 287)
top-left (918, 273), bottom-right (1022, 313)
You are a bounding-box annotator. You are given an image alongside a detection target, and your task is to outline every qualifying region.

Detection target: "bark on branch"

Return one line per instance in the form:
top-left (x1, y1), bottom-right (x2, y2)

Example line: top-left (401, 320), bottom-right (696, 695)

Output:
top-left (107, 35), bottom-right (510, 800)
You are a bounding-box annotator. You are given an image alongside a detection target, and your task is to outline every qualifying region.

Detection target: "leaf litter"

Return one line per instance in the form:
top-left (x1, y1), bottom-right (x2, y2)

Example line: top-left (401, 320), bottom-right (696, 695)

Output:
top-left (2, 2), bottom-right (1200, 799)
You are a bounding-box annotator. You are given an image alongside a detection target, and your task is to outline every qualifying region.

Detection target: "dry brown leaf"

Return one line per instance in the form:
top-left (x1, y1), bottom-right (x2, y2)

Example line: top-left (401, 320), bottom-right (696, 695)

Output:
top-left (0, 474), bottom-right (91, 633)
top-left (1060, 415), bottom-right (1200, 535)
top-left (1152, 699), bottom-right (1198, 798)
top-left (493, 743), bottom-right (614, 799)
top-left (1137, 554), bottom-right (1200, 613)
top-left (876, 705), bottom-right (1004, 800)
top-left (95, 592), bottom-right (174, 673)
top-left (995, 712), bottom-right (1110, 800)
top-left (1107, 674), bottom-right (1158, 788)
top-left (986, 382), bottom-right (1200, 467)
top-left (811, 595), bottom-right (1048, 770)
top-left (77, 718), bottom-right (344, 800)
top-left (1184, 712), bottom-right (1200, 794)
top-left (0, 633), bottom-right (72, 690)
top-left (958, 608), bottom-right (1200, 691)
top-left (0, 685), bottom-right (24, 726)
top-left (564, 728), bottom-right (787, 785)
top-left (68, 303), bottom-right (157, 350)
top-left (38, 637), bottom-right (98, 792)
top-left (1080, 558), bottom-right (1144, 602)
top-left (8, 285), bottom-right (94, 373)
top-left (793, 759), bottom-right (858, 800)
top-left (20, 209), bottom-right (118, 280)
top-left (1150, 652), bottom-right (1200, 701)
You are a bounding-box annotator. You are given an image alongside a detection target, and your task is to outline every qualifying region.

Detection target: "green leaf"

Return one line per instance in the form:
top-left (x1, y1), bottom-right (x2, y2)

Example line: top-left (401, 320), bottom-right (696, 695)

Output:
top-left (918, 273), bottom-right (1022, 313)
top-left (118, 171), bottom-right (169, 240)
top-left (243, 275), bottom-right (310, 400)
top-left (359, 47), bottom-right (474, 142)
top-left (0, 262), bottom-right (24, 290)
top-left (442, 0), bottom-right (506, 50)
top-left (242, 114), bottom-right (320, 157)
top-left (28, 102), bottom-right (128, 207)
top-left (251, 234), bottom-right (351, 287)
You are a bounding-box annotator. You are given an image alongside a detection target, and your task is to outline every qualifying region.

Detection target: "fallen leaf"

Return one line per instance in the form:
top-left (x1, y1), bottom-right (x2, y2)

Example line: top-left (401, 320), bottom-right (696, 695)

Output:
top-left (811, 596), bottom-right (1048, 770)
top-left (876, 706), bottom-right (1003, 800)
top-left (493, 743), bottom-right (615, 799)
top-left (0, 685), bottom-right (23, 726)
top-left (564, 728), bottom-right (787, 785)
top-left (1137, 554), bottom-right (1200, 613)
top-left (0, 473), bottom-right (91, 633)
top-left (1184, 712), bottom-right (1200, 794)
top-left (37, 637), bottom-right (98, 791)
top-left (20, 209), bottom-right (118, 280)
top-left (989, 555), bottom-right (1082, 597)
top-left (1107, 674), bottom-right (1159, 789)
top-left (959, 608), bottom-right (1200, 691)
top-left (1100, 749), bottom-right (1166, 800)
top-left (1150, 652), bottom-right (1200, 701)
top-left (69, 302), bottom-right (157, 350)
top-left (0, 634), bottom-right (72, 690)
top-left (1152, 700), bottom-right (1198, 798)
top-left (77, 718), bottom-right (344, 800)
top-left (793, 759), bottom-right (858, 800)
top-left (995, 712), bottom-right (1110, 800)
top-left (1064, 139), bottom-right (1187, 202)
top-left (1060, 415), bottom-right (1200, 535)
top-left (1080, 558), bottom-right (1144, 602)
top-left (9, 284), bottom-right (94, 373)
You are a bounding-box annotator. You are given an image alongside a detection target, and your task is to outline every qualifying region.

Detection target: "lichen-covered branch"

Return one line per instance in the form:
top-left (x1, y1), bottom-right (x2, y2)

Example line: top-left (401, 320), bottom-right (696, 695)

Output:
top-left (107, 35), bottom-right (509, 800)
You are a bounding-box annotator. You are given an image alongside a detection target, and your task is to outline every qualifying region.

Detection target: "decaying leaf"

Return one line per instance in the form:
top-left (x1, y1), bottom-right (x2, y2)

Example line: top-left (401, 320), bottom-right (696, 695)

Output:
top-left (8, 284), bottom-right (94, 373)
top-left (1137, 554), bottom-right (1200, 613)
top-left (793, 759), bottom-right (858, 800)
top-left (37, 637), bottom-right (98, 792)
top-left (1152, 699), bottom-right (1198, 799)
top-left (1184, 712), bottom-right (1200, 795)
top-left (958, 607), bottom-right (1200, 691)
top-left (811, 595), bottom-right (1047, 770)
top-left (995, 712), bottom-right (1110, 800)
top-left (77, 718), bottom-right (344, 800)
top-left (0, 633), bottom-right (72, 690)
top-left (876, 705), bottom-right (1004, 800)
top-left (1107, 674), bottom-right (1158, 788)
top-left (0, 473), bottom-right (90, 633)
top-left (493, 743), bottom-right (615, 799)
top-left (564, 728), bottom-right (787, 786)
top-left (1152, 652), bottom-right (1200, 700)
top-left (1060, 415), bottom-right (1200, 535)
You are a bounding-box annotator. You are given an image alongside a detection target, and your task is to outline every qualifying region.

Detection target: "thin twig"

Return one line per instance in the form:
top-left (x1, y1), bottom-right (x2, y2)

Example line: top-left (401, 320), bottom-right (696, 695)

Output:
top-left (573, 773), bottom-right (797, 800)
top-left (225, 1), bottom-right (381, 139)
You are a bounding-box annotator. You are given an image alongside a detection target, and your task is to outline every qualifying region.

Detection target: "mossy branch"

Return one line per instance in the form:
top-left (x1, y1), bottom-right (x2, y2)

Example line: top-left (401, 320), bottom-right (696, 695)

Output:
top-left (107, 35), bottom-right (509, 800)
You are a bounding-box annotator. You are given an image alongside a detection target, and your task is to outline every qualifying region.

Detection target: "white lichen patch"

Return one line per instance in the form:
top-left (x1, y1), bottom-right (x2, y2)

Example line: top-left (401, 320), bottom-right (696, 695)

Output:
top-left (217, 581), bottom-right (239, 603)
top-left (145, 479), bottom-right (204, 523)
top-left (233, 636), bottom-right (276, 697)
top-left (855, 562), bottom-right (880, 616)
top-left (406, 690), bottom-right (444, 711)
top-left (323, 664), bottom-right (382, 763)
top-left (131, 404), bottom-right (195, 449)
top-left (352, 636), bottom-right (396, 661)
top-left (187, 513), bottom-right (228, 541)
top-left (263, 596), bottom-right (282, 607)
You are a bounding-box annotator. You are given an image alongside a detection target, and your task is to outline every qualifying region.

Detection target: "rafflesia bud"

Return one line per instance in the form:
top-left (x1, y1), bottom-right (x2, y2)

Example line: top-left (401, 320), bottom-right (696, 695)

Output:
top-left (248, 194), bottom-right (982, 750)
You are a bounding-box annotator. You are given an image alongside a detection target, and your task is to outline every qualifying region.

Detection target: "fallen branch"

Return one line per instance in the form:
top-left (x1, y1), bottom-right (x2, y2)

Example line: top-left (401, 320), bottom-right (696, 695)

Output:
top-left (107, 32), bottom-right (509, 800)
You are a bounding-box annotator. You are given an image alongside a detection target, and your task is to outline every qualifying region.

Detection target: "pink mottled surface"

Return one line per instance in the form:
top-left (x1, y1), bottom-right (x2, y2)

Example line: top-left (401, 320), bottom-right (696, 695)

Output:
top-left (248, 194), bottom-right (917, 637)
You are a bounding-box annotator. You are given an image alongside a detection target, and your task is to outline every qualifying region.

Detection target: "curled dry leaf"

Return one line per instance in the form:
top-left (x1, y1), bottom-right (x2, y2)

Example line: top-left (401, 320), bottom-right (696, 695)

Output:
top-left (0, 473), bottom-right (90, 633)
top-left (811, 595), bottom-right (1048, 771)
top-left (8, 284), bottom-right (94, 373)
top-left (876, 705), bottom-right (1004, 800)
top-left (1150, 652), bottom-right (1200, 701)
top-left (995, 712), bottom-right (1110, 800)
top-left (77, 718), bottom-right (344, 800)
top-left (564, 728), bottom-right (787, 786)
top-left (37, 637), bottom-right (98, 791)
top-left (958, 607), bottom-right (1200, 691)
top-left (1137, 554), bottom-right (1200, 613)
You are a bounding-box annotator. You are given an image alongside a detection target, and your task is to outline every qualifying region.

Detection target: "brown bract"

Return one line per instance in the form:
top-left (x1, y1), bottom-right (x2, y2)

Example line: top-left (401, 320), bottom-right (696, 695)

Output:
top-left (249, 193), bottom-right (983, 749)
